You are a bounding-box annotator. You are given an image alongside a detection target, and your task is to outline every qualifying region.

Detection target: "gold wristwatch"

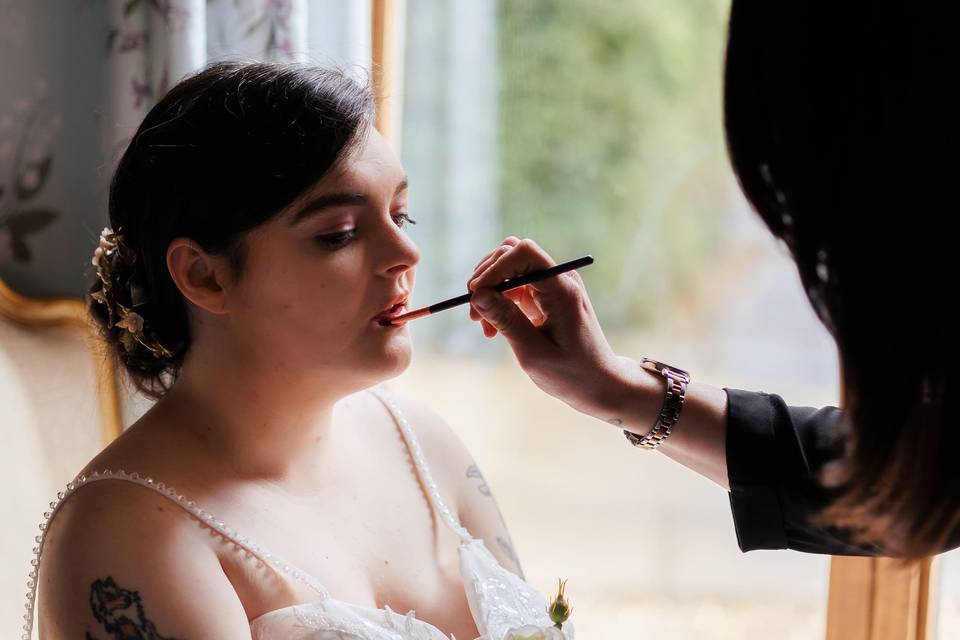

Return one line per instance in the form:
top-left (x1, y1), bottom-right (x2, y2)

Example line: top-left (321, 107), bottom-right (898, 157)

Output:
top-left (623, 357), bottom-right (690, 450)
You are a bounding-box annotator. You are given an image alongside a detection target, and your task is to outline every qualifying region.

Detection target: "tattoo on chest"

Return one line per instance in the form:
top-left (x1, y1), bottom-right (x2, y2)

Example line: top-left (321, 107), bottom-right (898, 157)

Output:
top-left (88, 576), bottom-right (179, 640)
top-left (466, 464), bottom-right (492, 497)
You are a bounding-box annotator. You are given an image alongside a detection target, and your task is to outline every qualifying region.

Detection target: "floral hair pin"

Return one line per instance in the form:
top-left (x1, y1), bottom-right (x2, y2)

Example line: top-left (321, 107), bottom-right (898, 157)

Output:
top-left (90, 226), bottom-right (173, 358)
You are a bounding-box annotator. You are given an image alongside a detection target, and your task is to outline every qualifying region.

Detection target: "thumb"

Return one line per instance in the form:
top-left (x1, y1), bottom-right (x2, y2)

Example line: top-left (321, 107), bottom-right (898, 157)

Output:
top-left (472, 289), bottom-right (544, 349)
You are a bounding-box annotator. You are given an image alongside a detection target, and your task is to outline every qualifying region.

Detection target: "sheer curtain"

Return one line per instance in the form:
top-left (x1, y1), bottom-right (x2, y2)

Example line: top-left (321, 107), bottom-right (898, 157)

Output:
top-left (103, 0), bottom-right (371, 172)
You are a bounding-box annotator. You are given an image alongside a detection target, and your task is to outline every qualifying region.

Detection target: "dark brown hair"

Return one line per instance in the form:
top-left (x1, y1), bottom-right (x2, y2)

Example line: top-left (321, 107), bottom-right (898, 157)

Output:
top-left (89, 62), bottom-right (373, 400)
top-left (725, 2), bottom-right (957, 557)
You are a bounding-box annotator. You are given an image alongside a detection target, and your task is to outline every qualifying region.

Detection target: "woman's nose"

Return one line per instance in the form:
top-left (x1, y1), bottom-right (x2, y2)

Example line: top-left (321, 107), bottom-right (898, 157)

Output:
top-left (381, 224), bottom-right (421, 276)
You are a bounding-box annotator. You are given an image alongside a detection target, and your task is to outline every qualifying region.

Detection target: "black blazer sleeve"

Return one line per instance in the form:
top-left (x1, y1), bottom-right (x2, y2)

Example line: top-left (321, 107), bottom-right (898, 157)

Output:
top-left (723, 388), bottom-right (883, 556)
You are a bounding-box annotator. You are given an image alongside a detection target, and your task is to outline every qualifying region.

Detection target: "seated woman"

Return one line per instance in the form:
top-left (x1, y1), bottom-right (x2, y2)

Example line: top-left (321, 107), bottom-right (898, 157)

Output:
top-left (29, 62), bottom-right (561, 640)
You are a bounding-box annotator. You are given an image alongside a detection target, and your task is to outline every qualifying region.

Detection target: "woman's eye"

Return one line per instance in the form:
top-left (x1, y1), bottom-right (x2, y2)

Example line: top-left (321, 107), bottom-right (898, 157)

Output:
top-left (393, 213), bottom-right (417, 229)
top-left (314, 215), bottom-right (415, 250)
top-left (314, 229), bottom-right (356, 249)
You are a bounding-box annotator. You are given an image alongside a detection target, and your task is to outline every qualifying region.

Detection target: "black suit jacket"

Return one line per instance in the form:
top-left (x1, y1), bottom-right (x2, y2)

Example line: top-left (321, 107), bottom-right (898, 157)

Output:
top-left (724, 388), bottom-right (885, 556)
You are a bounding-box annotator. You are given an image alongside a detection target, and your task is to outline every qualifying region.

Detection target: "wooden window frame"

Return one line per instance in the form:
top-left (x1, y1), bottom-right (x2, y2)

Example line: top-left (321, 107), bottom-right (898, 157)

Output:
top-left (828, 556), bottom-right (937, 640)
top-left (371, 0), bottom-right (403, 147)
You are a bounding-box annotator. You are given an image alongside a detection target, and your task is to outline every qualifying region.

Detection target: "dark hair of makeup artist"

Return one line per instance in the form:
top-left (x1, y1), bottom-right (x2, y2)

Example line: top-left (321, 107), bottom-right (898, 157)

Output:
top-left (88, 62), bottom-right (374, 400)
top-left (724, 1), bottom-right (956, 558)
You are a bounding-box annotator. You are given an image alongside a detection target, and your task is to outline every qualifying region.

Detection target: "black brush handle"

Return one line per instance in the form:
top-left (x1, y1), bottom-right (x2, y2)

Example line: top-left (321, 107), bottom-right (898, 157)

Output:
top-left (428, 255), bottom-right (595, 314)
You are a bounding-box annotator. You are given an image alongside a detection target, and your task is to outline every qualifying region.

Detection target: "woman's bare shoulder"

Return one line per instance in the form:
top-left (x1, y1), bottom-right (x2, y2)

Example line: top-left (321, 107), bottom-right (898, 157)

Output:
top-left (391, 393), bottom-right (466, 446)
top-left (41, 471), bottom-right (212, 572)
top-left (40, 411), bottom-right (230, 594)
top-left (37, 466), bottom-right (250, 638)
top-left (371, 390), bottom-right (477, 489)
top-left (75, 405), bottom-right (214, 499)
top-left (376, 390), bottom-right (524, 574)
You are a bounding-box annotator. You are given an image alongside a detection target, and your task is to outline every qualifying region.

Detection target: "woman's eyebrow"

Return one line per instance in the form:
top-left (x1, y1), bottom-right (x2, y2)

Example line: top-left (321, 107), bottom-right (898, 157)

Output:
top-left (289, 177), bottom-right (408, 226)
top-left (289, 192), bottom-right (368, 226)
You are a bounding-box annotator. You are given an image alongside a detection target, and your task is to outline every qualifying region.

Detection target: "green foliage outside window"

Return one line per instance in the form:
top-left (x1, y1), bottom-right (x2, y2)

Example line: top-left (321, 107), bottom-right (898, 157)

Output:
top-left (497, 0), bottom-right (732, 329)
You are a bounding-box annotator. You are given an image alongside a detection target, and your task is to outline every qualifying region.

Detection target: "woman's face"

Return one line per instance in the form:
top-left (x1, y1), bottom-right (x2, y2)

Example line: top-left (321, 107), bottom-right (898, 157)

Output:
top-left (223, 128), bottom-right (420, 391)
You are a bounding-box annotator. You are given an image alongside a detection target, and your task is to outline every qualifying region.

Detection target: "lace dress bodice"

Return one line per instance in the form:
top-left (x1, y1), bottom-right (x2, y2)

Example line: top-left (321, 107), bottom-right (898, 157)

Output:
top-left (22, 387), bottom-right (570, 640)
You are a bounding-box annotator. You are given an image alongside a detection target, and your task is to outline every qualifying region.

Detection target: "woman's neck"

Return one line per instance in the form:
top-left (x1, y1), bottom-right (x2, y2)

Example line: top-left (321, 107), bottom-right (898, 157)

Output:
top-left (149, 341), bottom-right (359, 489)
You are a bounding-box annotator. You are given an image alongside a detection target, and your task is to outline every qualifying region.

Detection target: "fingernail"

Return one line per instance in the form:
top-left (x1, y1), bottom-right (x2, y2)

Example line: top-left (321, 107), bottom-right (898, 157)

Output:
top-left (473, 290), bottom-right (494, 311)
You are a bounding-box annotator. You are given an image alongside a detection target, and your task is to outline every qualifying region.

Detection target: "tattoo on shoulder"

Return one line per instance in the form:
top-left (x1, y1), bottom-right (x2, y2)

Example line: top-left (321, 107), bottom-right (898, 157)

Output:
top-left (89, 576), bottom-right (179, 640)
top-left (607, 417), bottom-right (624, 427)
top-left (466, 464), bottom-right (492, 497)
top-left (496, 536), bottom-right (525, 579)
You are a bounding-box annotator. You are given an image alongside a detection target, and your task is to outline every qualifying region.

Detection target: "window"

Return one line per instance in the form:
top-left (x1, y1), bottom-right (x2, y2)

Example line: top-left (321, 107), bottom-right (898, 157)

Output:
top-left (392, 1), bottom-right (836, 636)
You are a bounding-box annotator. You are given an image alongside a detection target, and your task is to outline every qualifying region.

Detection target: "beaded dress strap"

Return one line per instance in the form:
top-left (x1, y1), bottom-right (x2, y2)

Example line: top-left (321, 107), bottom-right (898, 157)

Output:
top-left (369, 387), bottom-right (473, 544)
top-left (22, 470), bottom-right (330, 640)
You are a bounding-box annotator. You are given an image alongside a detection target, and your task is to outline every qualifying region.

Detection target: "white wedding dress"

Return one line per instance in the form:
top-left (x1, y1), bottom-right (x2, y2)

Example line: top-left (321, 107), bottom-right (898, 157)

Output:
top-left (23, 387), bottom-right (571, 640)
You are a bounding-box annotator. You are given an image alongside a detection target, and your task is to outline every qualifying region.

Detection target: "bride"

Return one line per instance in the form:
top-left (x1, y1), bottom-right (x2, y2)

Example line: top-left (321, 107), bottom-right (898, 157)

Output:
top-left (29, 62), bottom-right (564, 640)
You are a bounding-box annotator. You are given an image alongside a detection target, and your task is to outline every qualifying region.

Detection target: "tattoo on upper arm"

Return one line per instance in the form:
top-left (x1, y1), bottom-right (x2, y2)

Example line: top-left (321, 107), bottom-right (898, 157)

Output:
top-left (89, 576), bottom-right (179, 640)
top-left (496, 536), bottom-right (525, 579)
top-left (466, 464), bottom-right (492, 497)
top-left (464, 464), bottom-right (523, 578)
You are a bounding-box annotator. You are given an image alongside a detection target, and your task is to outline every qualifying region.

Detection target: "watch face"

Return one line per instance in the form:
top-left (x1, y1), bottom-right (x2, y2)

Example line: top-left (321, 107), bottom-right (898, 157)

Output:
top-left (670, 366), bottom-right (691, 381)
top-left (641, 358), bottom-right (690, 381)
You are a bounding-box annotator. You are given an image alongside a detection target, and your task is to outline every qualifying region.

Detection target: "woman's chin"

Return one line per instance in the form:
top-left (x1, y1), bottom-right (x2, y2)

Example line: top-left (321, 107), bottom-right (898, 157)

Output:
top-left (366, 337), bottom-right (414, 378)
top-left (304, 327), bottom-right (413, 387)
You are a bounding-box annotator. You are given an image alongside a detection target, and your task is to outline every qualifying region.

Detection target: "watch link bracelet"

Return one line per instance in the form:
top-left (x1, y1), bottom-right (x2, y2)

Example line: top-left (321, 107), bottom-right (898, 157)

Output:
top-left (623, 357), bottom-right (690, 450)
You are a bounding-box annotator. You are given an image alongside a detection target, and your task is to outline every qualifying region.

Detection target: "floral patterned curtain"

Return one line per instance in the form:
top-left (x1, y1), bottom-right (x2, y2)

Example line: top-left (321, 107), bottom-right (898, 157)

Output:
top-left (0, 0), bottom-right (366, 298)
top-left (104, 0), bottom-right (308, 162)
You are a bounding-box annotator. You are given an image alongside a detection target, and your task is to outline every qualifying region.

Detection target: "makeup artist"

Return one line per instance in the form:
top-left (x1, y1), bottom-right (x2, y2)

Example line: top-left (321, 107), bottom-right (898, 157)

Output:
top-left (466, 2), bottom-right (957, 558)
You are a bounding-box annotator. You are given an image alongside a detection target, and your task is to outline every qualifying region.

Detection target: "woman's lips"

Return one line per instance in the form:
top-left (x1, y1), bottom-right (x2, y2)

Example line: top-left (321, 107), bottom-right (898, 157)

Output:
top-left (373, 302), bottom-right (408, 323)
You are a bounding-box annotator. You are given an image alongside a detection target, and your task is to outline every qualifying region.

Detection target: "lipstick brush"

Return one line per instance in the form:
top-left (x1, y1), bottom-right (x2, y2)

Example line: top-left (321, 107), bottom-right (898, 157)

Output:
top-left (381, 254), bottom-right (594, 326)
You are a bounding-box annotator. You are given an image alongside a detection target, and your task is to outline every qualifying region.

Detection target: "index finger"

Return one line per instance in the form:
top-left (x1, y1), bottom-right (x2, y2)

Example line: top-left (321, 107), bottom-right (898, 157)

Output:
top-left (468, 238), bottom-right (558, 292)
top-left (473, 236), bottom-right (521, 272)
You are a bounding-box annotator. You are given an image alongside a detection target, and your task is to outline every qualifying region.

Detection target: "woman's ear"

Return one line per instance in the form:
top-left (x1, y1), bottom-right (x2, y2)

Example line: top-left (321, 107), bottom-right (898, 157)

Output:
top-left (166, 238), bottom-right (232, 315)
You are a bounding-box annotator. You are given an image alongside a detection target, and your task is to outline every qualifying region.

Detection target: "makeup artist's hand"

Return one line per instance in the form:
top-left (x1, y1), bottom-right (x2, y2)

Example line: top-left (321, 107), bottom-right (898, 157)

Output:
top-left (467, 237), bottom-right (643, 419)
top-left (467, 237), bottom-right (730, 489)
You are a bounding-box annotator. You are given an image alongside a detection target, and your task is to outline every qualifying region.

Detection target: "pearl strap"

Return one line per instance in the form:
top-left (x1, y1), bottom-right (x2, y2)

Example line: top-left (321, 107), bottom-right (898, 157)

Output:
top-left (22, 386), bottom-right (469, 639)
top-left (22, 468), bottom-right (332, 640)
top-left (369, 387), bottom-right (474, 544)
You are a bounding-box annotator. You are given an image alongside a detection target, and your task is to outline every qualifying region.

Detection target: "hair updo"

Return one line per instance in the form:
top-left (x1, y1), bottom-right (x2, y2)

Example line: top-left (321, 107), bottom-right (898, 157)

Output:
top-left (88, 61), bottom-right (374, 400)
